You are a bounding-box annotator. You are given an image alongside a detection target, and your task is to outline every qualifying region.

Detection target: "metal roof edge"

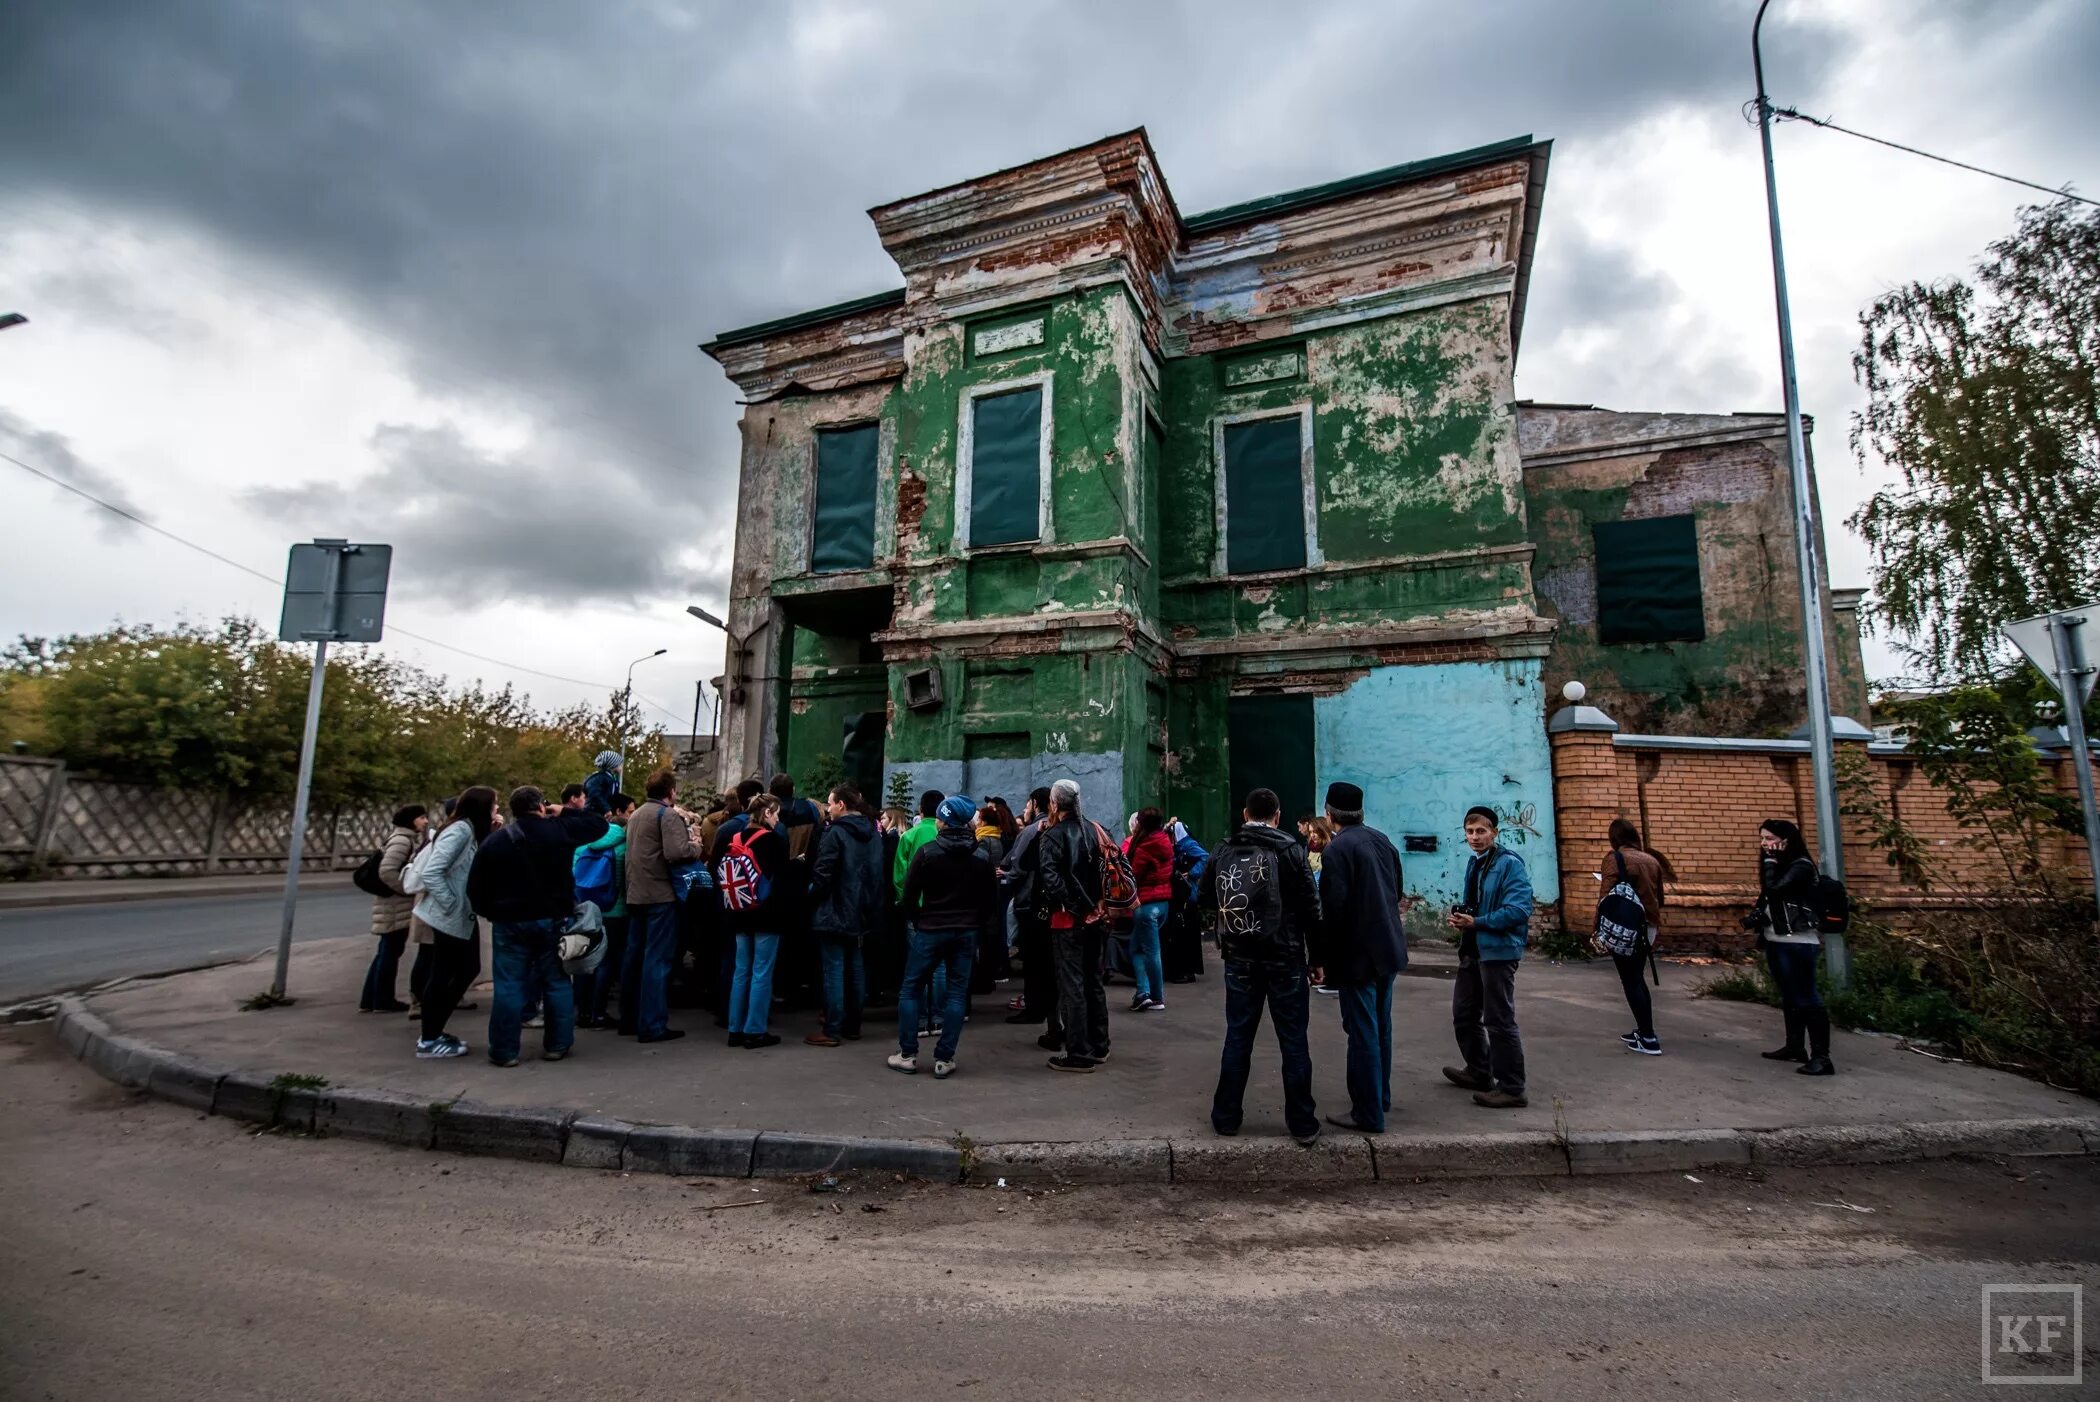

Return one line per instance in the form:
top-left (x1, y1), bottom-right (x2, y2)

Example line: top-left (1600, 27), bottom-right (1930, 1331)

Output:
top-left (703, 287), bottom-right (907, 354)
top-left (1181, 135), bottom-right (1544, 234)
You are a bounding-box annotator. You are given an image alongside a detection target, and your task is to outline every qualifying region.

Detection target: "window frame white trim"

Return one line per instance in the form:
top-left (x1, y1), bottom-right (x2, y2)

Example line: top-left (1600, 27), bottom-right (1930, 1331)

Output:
top-left (955, 370), bottom-right (1054, 554)
top-left (1212, 402), bottom-right (1318, 577)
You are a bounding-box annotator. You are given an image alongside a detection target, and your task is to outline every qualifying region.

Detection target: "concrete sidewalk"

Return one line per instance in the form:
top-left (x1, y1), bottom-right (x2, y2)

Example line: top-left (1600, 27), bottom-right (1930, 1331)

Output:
top-left (73, 934), bottom-right (2096, 1182)
top-left (0, 873), bottom-right (354, 910)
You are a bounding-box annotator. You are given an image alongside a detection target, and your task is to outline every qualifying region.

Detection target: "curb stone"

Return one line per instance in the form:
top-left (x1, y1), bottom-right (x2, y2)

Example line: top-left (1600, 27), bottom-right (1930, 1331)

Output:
top-left (430, 1100), bottom-right (572, 1163)
top-left (563, 1114), bottom-right (635, 1171)
top-left (622, 1123), bottom-right (756, 1177)
top-left (48, 998), bottom-right (2100, 1188)
top-left (316, 1086), bottom-right (441, 1148)
top-left (1170, 1135), bottom-right (1375, 1184)
top-left (750, 1130), bottom-right (961, 1181)
top-left (969, 1139), bottom-right (1173, 1185)
top-left (1565, 1128), bottom-right (1751, 1175)
top-left (1372, 1130), bottom-right (1571, 1180)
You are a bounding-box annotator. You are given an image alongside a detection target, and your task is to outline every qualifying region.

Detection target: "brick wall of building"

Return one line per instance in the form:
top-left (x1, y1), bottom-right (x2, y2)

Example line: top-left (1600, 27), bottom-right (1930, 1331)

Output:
top-left (1550, 722), bottom-right (2097, 953)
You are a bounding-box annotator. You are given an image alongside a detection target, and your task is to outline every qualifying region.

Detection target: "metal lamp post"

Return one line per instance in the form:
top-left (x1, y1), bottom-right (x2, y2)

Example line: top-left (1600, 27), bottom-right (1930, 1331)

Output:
top-left (618, 648), bottom-right (667, 777)
top-left (1753, 0), bottom-right (1849, 987)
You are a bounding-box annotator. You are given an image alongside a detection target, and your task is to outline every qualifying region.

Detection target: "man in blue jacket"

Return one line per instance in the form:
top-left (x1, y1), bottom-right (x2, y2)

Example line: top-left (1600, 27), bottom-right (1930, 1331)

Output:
top-left (1317, 781), bottom-right (1407, 1133)
top-left (1444, 805), bottom-right (1533, 1109)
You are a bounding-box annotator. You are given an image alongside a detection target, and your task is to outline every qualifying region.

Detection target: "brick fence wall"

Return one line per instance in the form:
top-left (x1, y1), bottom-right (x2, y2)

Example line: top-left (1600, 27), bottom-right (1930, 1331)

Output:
top-left (1549, 710), bottom-right (2097, 953)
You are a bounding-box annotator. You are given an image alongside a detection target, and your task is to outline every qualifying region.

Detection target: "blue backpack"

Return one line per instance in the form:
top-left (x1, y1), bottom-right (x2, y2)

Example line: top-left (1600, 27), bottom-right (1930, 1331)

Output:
top-left (573, 847), bottom-right (619, 909)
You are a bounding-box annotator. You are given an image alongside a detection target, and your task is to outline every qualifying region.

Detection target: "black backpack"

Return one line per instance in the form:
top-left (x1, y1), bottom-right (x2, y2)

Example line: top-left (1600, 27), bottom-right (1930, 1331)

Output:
top-left (1593, 849), bottom-right (1647, 958)
top-left (351, 846), bottom-right (391, 897)
top-left (1815, 874), bottom-right (1851, 935)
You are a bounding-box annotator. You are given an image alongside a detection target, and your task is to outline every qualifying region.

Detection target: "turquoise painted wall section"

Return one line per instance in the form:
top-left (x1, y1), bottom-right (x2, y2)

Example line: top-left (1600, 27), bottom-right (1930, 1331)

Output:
top-left (1312, 661), bottom-right (1560, 905)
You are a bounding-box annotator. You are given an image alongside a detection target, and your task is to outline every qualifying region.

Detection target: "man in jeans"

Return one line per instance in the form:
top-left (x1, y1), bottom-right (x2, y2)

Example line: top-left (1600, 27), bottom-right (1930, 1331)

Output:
top-left (1199, 787), bottom-right (1325, 1144)
top-left (1035, 779), bottom-right (1112, 1072)
top-left (466, 786), bottom-right (608, 1068)
top-left (1444, 805), bottom-right (1534, 1109)
top-left (806, 782), bottom-right (884, 1047)
top-left (1317, 780), bottom-right (1407, 1133)
top-left (623, 769), bottom-right (701, 1045)
top-left (889, 795), bottom-right (997, 1078)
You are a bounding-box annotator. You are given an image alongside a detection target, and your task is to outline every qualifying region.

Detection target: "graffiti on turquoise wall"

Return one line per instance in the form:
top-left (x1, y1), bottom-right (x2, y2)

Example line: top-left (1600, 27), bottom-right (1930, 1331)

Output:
top-left (1311, 660), bottom-right (1560, 905)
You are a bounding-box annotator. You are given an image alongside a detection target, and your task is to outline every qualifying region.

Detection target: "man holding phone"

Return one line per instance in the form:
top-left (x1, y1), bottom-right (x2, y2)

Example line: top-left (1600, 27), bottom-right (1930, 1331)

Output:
top-left (1443, 806), bottom-right (1533, 1109)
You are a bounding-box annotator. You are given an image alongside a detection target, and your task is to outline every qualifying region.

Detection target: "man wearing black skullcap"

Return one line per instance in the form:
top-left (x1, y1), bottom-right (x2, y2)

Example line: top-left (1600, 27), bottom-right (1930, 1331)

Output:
top-left (1317, 780), bottom-right (1407, 1132)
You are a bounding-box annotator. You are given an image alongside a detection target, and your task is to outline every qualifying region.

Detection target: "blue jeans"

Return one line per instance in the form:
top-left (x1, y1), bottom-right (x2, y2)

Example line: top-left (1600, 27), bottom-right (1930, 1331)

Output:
top-left (623, 903), bottom-right (680, 1038)
top-left (489, 918), bottom-right (574, 1063)
top-left (730, 932), bottom-right (781, 1036)
top-left (898, 926), bottom-right (975, 1063)
top-left (1129, 899), bottom-right (1168, 1003)
top-left (819, 937), bottom-right (865, 1038)
top-left (1336, 974), bottom-right (1395, 1130)
top-left (907, 923), bottom-right (948, 1032)
top-left (359, 928), bottom-right (408, 1009)
top-left (585, 915), bottom-right (626, 1023)
top-left (1212, 959), bottom-right (1317, 1141)
top-left (1764, 941), bottom-right (1823, 1011)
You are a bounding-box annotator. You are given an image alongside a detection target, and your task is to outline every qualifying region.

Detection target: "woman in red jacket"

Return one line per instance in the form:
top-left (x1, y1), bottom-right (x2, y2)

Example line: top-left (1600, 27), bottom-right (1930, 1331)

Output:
top-left (1122, 807), bottom-right (1176, 1012)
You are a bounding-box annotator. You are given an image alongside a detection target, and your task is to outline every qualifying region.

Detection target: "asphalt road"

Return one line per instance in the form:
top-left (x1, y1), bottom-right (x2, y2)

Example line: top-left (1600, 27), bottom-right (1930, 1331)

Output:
top-left (3, 1027), bottom-right (2094, 1401)
top-left (0, 889), bottom-right (369, 1005)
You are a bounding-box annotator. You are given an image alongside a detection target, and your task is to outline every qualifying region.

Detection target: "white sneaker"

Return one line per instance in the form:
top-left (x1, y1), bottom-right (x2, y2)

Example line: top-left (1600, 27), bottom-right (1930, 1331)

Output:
top-left (886, 1052), bottom-right (917, 1074)
top-left (1143, 999), bottom-right (1167, 1012)
top-left (933, 1059), bottom-right (957, 1079)
top-left (522, 1015), bottom-right (544, 1030)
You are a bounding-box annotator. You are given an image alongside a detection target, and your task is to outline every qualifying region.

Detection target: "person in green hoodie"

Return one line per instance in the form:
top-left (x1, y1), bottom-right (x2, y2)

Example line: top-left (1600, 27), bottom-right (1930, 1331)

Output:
top-left (890, 789), bottom-right (946, 1036)
top-left (573, 792), bottom-right (634, 1028)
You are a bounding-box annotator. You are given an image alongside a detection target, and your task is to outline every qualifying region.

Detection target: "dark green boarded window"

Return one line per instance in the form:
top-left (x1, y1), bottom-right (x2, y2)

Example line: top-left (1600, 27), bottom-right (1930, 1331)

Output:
top-left (811, 424), bottom-right (879, 573)
top-left (1227, 693), bottom-right (1315, 830)
top-left (1593, 515), bottom-right (1706, 644)
top-left (968, 386), bottom-right (1043, 548)
top-left (1223, 415), bottom-right (1307, 574)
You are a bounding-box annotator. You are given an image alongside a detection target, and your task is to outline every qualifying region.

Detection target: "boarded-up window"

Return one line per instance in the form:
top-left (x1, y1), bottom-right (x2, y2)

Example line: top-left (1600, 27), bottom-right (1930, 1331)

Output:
top-left (1594, 515), bottom-right (1706, 644)
top-left (811, 424), bottom-right (879, 573)
top-left (1227, 693), bottom-right (1314, 829)
top-left (1223, 415), bottom-right (1307, 574)
top-left (968, 386), bottom-right (1043, 548)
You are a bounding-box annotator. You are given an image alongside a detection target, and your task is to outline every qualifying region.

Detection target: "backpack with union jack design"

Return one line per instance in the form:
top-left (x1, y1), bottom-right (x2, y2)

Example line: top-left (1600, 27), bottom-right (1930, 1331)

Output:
top-left (716, 829), bottom-right (772, 912)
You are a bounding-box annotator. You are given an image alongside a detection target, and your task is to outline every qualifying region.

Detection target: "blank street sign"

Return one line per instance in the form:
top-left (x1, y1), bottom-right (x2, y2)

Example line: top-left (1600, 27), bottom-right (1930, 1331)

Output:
top-left (2003, 604), bottom-right (2098, 703)
top-left (278, 542), bottom-right (392, 642)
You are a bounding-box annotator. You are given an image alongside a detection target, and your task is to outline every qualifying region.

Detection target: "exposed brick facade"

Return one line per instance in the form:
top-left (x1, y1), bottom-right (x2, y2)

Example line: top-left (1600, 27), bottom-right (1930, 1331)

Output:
top-left (1551, 721), bottom-right (2097, 953)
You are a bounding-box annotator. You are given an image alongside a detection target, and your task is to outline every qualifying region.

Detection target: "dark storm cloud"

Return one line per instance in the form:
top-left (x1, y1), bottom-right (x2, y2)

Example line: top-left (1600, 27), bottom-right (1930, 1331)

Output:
top-left (0, 409), bottom-right (150, 533)
top-left (245, 421), bottom-right (730, 609)
top-left (8, 0), bottom-right (2067, 605)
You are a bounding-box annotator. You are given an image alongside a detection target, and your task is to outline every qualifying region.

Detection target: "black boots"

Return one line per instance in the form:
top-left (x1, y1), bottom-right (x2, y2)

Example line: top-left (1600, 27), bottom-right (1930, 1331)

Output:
top-left (1797, 1009), bottom-right (1835, 1075)
top-left (1761, 1009), bottom-right (1808, 1062)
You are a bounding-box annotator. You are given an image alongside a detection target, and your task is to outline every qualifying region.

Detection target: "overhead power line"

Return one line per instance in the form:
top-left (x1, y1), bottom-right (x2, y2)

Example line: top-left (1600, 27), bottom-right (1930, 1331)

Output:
top-left (1, 445), bottom-right (648, 695)
top-left (1766, 104), bottom-right (2097, 208)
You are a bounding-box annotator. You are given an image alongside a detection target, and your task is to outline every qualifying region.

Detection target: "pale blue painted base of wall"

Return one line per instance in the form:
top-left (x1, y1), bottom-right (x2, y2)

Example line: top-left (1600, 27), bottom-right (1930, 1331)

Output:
top-left (878, 751), bottom-right (1122, 827)
top-left (1313, 660), bottom-right (1559, 905)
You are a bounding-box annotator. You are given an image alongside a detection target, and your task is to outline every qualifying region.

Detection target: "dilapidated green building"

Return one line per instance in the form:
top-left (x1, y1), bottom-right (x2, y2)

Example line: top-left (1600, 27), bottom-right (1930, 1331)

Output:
top-left (701, 129), bottom-right (1864, 906)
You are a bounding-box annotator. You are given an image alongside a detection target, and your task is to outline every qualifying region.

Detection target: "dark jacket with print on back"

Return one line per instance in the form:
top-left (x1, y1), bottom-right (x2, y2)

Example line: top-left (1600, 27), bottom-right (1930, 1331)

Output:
top-left (1196, 821), bottom-right (1326, 969)
top-left (900, 827), bottom-right (1001, 934)
top-left (809, 811), bottom-right (886, 940)
top-left (1319, 822), bottom-right (1408, 983)
top-left (467, 808), bottom-right (609, 925)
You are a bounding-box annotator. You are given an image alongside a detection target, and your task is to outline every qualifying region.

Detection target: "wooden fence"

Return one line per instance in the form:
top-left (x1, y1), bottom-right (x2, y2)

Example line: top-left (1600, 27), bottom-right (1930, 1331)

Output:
top-left (0, 755), bottom-right (397, 881)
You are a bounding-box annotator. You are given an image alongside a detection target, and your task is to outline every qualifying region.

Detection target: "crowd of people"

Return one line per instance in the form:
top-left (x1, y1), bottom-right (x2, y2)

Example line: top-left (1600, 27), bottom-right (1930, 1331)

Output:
top-left (355, 752), bottom-right (1841, 1139)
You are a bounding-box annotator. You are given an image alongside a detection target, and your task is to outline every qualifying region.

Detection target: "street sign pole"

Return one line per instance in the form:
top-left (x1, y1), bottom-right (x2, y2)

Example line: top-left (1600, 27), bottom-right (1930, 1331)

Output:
top-left (271, 543), bottom-right (345, 1001)
top-left (268, 538), bottom-right (392, 1005)
top-left (2046, 613), bottom-right (2100, 913)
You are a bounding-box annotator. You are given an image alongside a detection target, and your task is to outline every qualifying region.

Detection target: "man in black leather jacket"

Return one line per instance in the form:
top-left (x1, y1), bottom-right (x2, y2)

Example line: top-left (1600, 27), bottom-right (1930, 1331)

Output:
top-left (1198, 787), bottom-right (1326, 1144)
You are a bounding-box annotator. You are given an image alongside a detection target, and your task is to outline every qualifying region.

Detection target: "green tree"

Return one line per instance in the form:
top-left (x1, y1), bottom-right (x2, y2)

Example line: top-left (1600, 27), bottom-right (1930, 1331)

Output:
top-left (1849, 198), bottom-right (2100, 680)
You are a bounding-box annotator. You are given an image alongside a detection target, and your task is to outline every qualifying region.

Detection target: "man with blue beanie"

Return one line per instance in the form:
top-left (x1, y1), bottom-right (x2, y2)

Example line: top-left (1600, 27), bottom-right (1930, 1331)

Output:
top-left (890, 794), bottom-right (999, 1078)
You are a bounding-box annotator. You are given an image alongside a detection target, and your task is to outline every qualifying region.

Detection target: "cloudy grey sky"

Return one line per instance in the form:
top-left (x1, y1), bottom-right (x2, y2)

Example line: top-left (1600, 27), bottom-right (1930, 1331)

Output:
top-left (3, 0), bottom-right (2096, 718)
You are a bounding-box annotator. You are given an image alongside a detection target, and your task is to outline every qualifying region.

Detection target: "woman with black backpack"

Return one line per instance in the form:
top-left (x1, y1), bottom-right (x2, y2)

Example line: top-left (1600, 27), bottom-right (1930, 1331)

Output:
top-left (1746, 818), bottom-right (1835, 1076)
top-left (1593, 818), bottom-right (1666, 1056)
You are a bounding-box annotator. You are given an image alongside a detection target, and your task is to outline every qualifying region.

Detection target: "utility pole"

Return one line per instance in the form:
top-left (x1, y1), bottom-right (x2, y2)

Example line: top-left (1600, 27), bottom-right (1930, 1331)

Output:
top-left (1753, 0), bottom-right (1848, 987)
